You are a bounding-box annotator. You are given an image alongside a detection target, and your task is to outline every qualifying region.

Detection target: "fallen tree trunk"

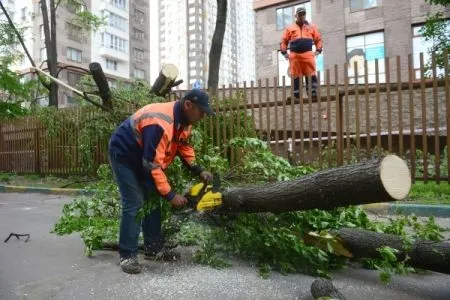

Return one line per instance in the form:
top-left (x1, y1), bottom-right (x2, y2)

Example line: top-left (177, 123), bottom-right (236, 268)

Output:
top-left (333, 227), bottom-right (450, 275)
top-left (220, 155), bottom-right (411, 213)
top-left (150, 63), bottom-right (181, 97)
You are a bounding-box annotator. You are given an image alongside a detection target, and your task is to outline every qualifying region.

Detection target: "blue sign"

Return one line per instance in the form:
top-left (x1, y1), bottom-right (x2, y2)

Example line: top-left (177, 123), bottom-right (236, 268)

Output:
top-left (365, 45), bottom-right (384, 61)
top-left (192, 80), bottom-right (202, 89)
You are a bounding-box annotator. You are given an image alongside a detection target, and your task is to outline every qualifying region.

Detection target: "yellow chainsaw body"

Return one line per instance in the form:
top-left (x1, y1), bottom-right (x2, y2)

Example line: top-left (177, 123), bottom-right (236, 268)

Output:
top-left (187, 182), bottom-right (222, 212)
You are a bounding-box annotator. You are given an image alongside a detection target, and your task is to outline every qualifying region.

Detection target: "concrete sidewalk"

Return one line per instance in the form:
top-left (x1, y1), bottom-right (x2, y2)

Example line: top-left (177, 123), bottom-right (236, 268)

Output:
top-left (1, 192), bottom-right (450, 299)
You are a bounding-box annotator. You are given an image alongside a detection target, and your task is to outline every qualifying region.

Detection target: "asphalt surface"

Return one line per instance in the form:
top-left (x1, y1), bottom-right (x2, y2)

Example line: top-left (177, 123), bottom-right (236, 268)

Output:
top-left (1, 192), bottom-right (450, 300)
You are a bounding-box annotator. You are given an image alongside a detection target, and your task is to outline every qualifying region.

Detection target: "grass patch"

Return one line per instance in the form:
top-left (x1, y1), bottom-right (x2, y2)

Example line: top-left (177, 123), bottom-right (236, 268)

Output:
top-left (402, 181), bottom-right (450, 205)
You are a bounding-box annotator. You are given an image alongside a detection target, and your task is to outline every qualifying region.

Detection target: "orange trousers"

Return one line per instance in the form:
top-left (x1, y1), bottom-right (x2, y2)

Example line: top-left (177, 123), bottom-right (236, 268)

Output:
top-left (288, 52), bottom-right (316, 77)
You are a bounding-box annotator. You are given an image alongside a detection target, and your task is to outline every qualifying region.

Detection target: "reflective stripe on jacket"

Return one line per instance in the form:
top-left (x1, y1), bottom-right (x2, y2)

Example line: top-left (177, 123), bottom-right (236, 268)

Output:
top-left (280, 21), bottom-right (322, 56)
top-left (129, 101), bottom-right (196, 198)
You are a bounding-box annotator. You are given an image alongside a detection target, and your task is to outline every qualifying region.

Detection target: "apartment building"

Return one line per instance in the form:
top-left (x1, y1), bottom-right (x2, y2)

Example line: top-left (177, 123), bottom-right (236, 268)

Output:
top-left (157, 0), bottom-right (256, 90)
top-left (253, 0), bottom-right (450, 85)
top-left (5, 0), bottom-right (150, 107)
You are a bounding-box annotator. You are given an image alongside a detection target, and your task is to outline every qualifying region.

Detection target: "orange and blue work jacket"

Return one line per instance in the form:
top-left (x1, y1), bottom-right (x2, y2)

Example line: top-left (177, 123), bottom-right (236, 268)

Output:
top-left (109, 101), bottom-right (203, 201)
top-left (280, 21), bottom-right (322, 59)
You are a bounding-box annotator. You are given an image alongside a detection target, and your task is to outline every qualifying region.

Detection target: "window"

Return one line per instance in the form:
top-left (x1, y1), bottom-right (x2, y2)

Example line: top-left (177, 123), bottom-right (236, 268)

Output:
top-left (106, 59), bottom-right (118, 71)
top-left (40, 24), bottom-right (45, 40)
top-left (66, 22), bottom-right (83, 42)
top-left (134, 9), bottom-right (145, 25)
top-left (412, 23), bottom-right (450, 79)
top-left (133, 28), bottom-right (144, 40)
top-left (67, 47), bottom-right (82, 63)
top-left (67, 0), bottom-right (86, 13)
top-left (350, 0), bottom-right (377, 12)
top-left (134, 48), bottom-right (144, 62)
top-left (276, 2), bottom-right (311, 31)
top-left (110, 0), bottom-right (126, 10)
top-left (134, 68), bottom-right (145, 79)
top-left (104, 11), bottom-right (126, 31)
top-left (40, 48), bottom-right (47, 61)
top-left (346, 31), bottom-right (385, 84)
top-left (21, 7), bottom-right (26, 21)
top-left (101, 33), bottom-right (128, 53)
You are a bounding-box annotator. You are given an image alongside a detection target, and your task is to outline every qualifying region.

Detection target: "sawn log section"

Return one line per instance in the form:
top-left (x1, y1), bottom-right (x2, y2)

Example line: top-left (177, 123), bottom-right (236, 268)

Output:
top-left (220, 155), bottom-right (411, 213)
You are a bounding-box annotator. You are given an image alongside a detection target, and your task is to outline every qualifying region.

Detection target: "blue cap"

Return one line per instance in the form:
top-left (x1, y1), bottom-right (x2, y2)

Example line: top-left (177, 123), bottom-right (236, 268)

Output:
top-left (183, 89), bottom-right (214, 116)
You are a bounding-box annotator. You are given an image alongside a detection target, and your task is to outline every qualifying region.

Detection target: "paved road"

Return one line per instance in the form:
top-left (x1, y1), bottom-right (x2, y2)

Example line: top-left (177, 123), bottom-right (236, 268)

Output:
top-left (1, 192), bottom-right (450, 300)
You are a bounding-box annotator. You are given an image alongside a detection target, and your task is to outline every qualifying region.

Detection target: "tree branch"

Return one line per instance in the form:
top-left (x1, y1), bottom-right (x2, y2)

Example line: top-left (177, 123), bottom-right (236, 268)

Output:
top-left (55, 0), bottom-right (62, 10)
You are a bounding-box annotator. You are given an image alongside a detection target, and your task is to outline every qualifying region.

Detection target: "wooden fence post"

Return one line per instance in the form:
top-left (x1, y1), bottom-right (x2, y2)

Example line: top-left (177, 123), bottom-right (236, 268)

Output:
top-left (34, 127), bottom-right (41, 174)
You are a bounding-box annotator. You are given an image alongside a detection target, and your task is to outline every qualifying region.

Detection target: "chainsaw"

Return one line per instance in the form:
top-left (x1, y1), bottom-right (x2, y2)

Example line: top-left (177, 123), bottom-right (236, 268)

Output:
top-left (184, 174), bottom-right (223, 212)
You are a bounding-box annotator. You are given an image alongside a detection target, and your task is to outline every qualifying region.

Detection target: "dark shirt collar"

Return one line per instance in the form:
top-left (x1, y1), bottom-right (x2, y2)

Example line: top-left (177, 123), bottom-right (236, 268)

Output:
top-left (174, 100), bottom-right (189, 130)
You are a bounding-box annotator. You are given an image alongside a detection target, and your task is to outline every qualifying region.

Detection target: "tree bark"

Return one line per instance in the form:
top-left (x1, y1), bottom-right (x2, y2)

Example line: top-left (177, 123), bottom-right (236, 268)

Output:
top-left (220, 155), bottom-right (412, 213)
top-left (333, 227), bottom-right (450, 275)
top-left (207, 0), bottom-right (227, 95)
top-left (41, 0), bottom-right (58, 107)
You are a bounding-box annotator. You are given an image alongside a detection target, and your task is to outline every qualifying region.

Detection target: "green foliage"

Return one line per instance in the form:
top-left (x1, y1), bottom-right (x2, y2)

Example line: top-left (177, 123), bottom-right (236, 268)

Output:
top-left (425, 0), bottom-right (450, 5)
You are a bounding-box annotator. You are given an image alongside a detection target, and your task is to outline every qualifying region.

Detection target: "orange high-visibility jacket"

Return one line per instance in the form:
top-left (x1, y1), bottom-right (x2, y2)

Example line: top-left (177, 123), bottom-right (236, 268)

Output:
top-left (129, 101), bottom-right (198, 199)
top-left (280, 21), bottom-right (322, 60)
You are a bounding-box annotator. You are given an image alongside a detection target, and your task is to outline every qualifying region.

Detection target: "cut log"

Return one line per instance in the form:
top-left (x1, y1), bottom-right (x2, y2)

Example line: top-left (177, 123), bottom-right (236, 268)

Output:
top-left (220, 155), bottom-right (411, 213)
top-left (332, 227), bottom-right (450, 275)
top-left (150, 63), bottom-right (179, 97)
top-left (310, 278), bottom-right (347, 300)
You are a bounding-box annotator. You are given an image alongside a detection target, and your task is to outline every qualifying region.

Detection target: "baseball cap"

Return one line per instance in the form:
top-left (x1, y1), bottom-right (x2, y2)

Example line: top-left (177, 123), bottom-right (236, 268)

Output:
top-left (183, 89), bottom-right (214, 116)
top-left (296, 7), bottom-right (306, 14)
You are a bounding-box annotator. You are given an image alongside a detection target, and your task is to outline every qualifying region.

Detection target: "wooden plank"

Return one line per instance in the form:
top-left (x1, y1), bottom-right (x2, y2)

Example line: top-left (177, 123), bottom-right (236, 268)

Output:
top-left (354, 61), bottom-right (360, 162)
top-left (273, 77), bottom-right (279, 154)
top-left (386, 57), bottom-right (393, 153)
top-left (408, 54), bottom-right (416, 184)
top-left (444, 49), bottom-right (450, 183)
top-left (432, 52), bottom-right (440, 183)
top-left (397, 56), bottom-right (404, 156)
top-left (317, 71), bottom-right (322, 169)
top-left (375, 59), bottom-right (381, 155)
top-left (222, 84), bottom-right (227, 160)
top-left (326, 69), bottom-right (332, 167)
top-left (420, 53), bottom-right (428, 182)
top-left (344, 63), bottom-right (350, 164)
top-left (365, 59), bottom-right (371, 158)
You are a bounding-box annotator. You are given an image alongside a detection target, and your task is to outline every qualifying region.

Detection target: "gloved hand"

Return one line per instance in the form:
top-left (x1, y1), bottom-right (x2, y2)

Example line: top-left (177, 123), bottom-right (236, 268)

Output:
top-left (200, 170), bottom-right (214, 184)
top-left (171, 194), bottom-right (187, 208)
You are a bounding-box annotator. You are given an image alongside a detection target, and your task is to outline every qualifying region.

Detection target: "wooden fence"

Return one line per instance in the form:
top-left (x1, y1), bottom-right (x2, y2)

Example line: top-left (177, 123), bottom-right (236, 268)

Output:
top-left (0, 51), bottom-right (449, 183)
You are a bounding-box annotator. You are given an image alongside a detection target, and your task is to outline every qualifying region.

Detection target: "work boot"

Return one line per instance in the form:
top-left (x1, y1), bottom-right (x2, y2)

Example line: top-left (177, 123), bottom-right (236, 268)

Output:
top-left (144, 246), bottom-right (181, 261)
top-left (119, 256), bottom-right (142, 274)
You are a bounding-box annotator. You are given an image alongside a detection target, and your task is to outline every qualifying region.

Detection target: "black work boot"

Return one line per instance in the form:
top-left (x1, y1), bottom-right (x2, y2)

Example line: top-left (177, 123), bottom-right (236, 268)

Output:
top-left (144, 243), bottom-right (181, 261)
top-left (119, 256), bottom-right (142, 274)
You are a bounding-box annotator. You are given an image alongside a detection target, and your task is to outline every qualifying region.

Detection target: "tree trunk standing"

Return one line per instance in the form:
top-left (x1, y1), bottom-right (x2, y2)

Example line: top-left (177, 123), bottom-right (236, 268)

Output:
top-left (207, 0), bottom-right (227, 95)
top-left (333, 227), bottom-right (450, 275)
top-left (40, 0), bottom-right (58, 107)
top-left (220, 155), bottom-right (412, 213)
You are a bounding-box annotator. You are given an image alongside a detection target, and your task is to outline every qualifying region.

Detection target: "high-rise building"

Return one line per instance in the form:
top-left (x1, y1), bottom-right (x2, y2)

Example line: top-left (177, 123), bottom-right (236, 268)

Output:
top-left (4, 0), bottom-right (150, 107)
top-left (157, 0), bottom-right (256, 90)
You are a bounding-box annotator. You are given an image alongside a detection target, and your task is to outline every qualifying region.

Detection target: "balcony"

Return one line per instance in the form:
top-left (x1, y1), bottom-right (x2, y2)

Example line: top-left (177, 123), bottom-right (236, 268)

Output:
top-left (99, 46), bottom-right (129, 62)
top-left (99, 0), bottom-right (128, 19)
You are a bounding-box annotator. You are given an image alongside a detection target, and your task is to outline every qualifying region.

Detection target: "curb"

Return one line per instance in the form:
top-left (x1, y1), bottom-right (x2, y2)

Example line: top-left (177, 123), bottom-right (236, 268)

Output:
top-left (1, 184), bottom-right (450, 218)
top-left (361, 203), bottom-right (450, 218)
top-left (0, 184), bottom-right (94, 196)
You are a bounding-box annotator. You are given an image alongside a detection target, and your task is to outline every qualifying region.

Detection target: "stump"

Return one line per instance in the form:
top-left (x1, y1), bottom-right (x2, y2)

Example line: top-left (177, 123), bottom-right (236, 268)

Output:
top-left (150, 63), bottom-right (180, 97)
top-left (220, 155), bottom-right (411, 213)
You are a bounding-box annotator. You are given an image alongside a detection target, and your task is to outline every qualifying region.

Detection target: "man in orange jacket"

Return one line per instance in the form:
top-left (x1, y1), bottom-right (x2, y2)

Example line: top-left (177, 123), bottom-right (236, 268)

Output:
top-left (280, 7), bottom-right (322, 99)
top-left (108, 89), bottom-right (214, 274)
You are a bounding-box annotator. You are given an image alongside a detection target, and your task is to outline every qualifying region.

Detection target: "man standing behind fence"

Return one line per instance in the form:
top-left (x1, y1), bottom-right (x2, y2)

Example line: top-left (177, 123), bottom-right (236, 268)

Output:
top-left (280, 6), bottom-right (322, 99)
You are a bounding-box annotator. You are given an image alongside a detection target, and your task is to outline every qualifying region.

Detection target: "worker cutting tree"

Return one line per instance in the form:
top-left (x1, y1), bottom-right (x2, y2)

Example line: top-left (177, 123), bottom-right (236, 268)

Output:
top-left (280, 6), bottom-right (322, 99)
top-left (108, 89), bottom-right (215, 274)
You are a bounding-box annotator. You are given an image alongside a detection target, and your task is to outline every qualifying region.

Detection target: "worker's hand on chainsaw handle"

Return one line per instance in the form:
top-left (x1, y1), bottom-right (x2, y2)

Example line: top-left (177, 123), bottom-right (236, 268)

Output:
top-left (200, 170), bottom-right (214, 184)
top-left (170, 194), bottom-right (187, 208)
